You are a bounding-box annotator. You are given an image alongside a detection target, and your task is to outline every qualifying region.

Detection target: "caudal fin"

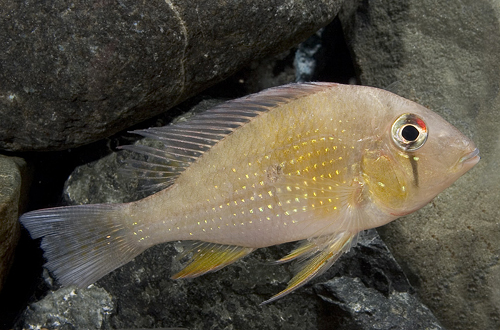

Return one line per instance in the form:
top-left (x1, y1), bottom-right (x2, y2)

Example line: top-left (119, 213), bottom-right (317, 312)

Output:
top-left (19, 204), bottom-right (147, 287)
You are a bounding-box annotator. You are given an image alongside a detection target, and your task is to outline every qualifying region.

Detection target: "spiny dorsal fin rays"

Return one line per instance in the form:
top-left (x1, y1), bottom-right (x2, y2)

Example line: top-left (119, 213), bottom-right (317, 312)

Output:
top-left (121, 82), bottom-right (338, 192)
top-left (172, 242), bottom-right (255, 279)
top-left (261, 232), bottom-right (356, 305)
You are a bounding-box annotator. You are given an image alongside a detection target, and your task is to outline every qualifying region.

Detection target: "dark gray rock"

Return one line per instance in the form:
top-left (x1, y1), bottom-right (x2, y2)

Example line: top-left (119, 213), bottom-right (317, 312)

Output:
top-left (316, 277), bottom-right (444, 330)
top-left (0, 0), bottom-right (344, 152)
top-left (0, 155), bottom-right (28, 292)
top-left (339, 1), bottom-right (500, 329)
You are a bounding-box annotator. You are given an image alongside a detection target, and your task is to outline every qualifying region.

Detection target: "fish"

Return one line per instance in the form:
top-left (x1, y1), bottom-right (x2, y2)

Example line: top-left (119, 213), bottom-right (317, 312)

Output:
top-left (19, 82), bottom-right (479, 304)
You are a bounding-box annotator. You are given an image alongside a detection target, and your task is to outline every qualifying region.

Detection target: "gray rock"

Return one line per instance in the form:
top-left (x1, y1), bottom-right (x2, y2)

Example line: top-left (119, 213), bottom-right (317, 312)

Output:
top-left (0, 0), bottom-right (344, 152)
top-left (0, 155), bottom-right (28, 292)
top-left (316, 277), bottom-right (444, 330)
top-left (22, 285), bottom-right (113, 330)
top-left (339, 0), bottom-right (500, 329)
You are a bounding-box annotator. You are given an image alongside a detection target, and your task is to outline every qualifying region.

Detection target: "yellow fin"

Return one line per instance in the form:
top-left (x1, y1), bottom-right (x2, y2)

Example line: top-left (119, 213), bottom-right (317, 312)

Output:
top-left (275, 235), bottom-right (336, 264)
top-left (262, 232), bottom-right (356, 305)
top-left (172, 242), bottom-right (255, 279)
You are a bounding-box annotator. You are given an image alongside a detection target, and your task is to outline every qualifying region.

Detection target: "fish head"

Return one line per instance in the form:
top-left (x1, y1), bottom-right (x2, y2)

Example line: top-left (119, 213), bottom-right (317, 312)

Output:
top-left (360, 92), bottom-right (479, 221)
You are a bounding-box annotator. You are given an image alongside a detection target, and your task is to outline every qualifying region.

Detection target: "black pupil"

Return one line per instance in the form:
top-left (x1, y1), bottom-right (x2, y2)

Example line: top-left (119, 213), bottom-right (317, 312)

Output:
top-left (401, 125), bottom-right (419, 142)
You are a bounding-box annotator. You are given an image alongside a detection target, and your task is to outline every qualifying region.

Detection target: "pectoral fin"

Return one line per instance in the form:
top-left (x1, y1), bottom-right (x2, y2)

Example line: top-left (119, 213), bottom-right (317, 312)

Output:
top-left (262, 231), bottom-right (356, 304)
top-left (172, 242), bottom-right (255, 279)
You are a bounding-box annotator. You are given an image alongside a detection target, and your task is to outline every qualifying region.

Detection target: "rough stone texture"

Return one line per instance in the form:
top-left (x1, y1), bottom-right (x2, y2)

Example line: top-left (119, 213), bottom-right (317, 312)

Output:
top-left (339, 1), bottom-right (500, 329)
top-left (22, 285), bottom-right (113, 330)
top-left (0, 0), bottom-right (344, 152)
top-left (316, 277), bottom-right (444, 330)
top-left (0, 155), bottom-right (27, 292)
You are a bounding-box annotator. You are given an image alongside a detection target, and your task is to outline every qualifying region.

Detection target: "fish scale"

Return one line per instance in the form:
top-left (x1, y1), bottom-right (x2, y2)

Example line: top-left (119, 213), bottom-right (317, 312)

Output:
top-left (19, 82), bottom-right (479, 303)
top-left (130, 131), bottom-right (359, 248)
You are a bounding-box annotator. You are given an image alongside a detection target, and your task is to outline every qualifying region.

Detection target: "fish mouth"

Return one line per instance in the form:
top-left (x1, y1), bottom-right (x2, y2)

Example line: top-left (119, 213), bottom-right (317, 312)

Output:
top-left (459, 148), bottom-right (480, 168)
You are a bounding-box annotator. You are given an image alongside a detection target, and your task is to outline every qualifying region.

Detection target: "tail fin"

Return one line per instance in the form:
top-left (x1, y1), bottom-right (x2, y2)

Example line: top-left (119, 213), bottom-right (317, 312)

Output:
top-left (19, 204), bottom-right (147, 287)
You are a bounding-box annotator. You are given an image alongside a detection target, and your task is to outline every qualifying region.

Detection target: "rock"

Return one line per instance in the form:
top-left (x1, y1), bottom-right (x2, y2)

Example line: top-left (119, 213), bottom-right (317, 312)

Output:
top-left (0, 155), bottom-right (28, 292)
top-left (339, 1), bottom-right (500, 329)
top-left (22, 285), bottom-right (113, 330)
top-left (0, 0), bottom-right (345, 152)
top-left (316, 277), bottom-right (444, 330)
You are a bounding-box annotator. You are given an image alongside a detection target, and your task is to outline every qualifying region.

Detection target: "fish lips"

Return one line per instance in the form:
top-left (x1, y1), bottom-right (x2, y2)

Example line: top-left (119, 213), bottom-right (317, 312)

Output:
top-left (459, 147), bottom-right (480, 169)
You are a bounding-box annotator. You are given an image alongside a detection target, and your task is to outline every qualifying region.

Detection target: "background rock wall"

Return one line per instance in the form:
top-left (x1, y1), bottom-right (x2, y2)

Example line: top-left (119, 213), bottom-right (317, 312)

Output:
top-left (1, 0), bottom-right (499, 329)
top-left (0, 0), bottom-right (343, 151)
top-left (339, 0), bottom-right (500, 329)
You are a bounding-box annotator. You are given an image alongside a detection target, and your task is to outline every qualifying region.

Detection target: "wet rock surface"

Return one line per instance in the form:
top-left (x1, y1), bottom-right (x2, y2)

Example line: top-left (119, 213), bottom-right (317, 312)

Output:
top-left (339, 0), bottom-right (500, 329)
top-left (0, 0), bottom-right (344, 152)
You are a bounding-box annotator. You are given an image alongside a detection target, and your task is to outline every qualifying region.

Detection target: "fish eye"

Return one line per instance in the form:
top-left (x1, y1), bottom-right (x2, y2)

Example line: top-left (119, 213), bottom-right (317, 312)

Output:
top-left (391, 113), bottom-right (428, 151)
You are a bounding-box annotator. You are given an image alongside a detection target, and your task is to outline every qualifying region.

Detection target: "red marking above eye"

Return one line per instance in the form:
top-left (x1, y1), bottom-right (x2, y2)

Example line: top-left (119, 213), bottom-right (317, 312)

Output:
top-left (415, 117), bottom-right (427, 132)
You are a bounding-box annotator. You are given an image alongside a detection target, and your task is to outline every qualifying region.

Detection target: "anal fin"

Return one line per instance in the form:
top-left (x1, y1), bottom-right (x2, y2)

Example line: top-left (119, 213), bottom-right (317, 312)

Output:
top-left (172, 242), bottom-right (255, 279)
top-left (262, 231), bottom-right (356, 304)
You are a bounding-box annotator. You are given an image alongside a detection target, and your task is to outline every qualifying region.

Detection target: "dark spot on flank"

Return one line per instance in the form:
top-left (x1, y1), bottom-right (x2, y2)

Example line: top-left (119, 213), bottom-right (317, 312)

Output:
top-left (266, 164), bottom-right (283, 183)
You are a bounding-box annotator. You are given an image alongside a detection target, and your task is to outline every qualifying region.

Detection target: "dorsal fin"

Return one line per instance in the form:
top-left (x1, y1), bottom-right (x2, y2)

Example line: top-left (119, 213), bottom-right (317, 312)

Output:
top-left (121, 82), bottom-right (337, 192)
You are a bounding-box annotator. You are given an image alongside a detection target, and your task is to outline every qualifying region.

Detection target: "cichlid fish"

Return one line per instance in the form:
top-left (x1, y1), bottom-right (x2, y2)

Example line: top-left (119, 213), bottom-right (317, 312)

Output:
top-left (20, 83), bottom-right (479, 303)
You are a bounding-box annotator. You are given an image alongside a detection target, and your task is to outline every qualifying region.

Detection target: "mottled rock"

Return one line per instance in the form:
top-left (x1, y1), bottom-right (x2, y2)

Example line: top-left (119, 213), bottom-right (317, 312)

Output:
top-left (339, 0), bottom-right (500, 329)
top-left (316, 277), bottom-right (444, 330)
top-left (0, 0), bottom-right (344, 152)
top-left (0, 155), bottom-right (27, 292)
top-left (22, 285), bottom-right (113, 330)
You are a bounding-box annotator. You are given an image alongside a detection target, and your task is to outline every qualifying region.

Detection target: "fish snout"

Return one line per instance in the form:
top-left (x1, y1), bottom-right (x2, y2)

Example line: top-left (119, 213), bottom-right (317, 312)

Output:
top-left (458, 147), bottom-right (480, 170)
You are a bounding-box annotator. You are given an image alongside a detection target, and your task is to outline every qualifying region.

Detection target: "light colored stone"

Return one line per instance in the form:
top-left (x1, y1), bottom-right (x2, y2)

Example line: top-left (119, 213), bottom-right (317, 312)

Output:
top-left (339, 1), bottom-right (500, 329)
top-left (22, 285), bottom-right (113, 330)
top-left (0, 155), bottom-right (26, 292)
